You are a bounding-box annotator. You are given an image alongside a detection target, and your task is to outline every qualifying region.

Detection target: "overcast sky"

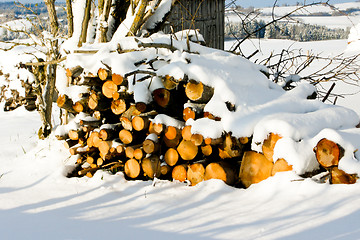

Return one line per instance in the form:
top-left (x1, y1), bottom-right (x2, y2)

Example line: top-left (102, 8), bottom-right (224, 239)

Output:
top-left (0, 0), bottom-right (356, 7)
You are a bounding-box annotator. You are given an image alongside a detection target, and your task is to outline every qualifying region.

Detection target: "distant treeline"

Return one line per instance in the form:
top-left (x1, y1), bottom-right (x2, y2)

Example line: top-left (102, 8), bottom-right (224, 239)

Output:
top-left (225, 20), bottom-right (350, 41)
top-left (0, 2), bottom-right (65, 15)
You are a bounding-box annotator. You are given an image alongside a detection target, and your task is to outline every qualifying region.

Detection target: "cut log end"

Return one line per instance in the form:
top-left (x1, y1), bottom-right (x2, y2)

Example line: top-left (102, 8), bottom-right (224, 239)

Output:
top-left (239, 151), bottom-right (274, 188)
top-left (315, 138), bottom-right (343, 168)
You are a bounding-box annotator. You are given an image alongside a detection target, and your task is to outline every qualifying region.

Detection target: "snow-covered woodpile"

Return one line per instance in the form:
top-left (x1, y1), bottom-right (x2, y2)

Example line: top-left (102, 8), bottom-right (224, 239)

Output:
top-left (54, 33), bottom-right (360, 187)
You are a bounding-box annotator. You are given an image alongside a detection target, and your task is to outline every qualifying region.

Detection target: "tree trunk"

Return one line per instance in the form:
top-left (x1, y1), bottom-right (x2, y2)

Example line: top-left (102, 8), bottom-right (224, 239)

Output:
top-left (44, 0), bottom-right (59, 36)
top-left (79, 0), bottom-right (92, 46)
top-left (66, 0), bottom-right (74, 37)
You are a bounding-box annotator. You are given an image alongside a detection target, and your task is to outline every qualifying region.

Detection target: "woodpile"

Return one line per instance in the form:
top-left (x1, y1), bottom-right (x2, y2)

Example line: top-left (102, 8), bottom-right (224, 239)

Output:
top-left (57, 47), bottom-right (358, 187)
top-left (57, 55), bottom-right (256, 186)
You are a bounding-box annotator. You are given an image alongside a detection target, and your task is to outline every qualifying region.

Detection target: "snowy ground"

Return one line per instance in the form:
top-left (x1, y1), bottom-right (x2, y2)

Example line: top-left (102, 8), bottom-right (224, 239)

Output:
top-left (0, 38), bottom-right (360, 239)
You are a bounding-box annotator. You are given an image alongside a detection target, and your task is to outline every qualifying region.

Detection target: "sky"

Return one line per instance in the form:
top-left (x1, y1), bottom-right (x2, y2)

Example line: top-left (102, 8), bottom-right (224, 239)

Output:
top-left (0, 0), bottom-right (356, 7)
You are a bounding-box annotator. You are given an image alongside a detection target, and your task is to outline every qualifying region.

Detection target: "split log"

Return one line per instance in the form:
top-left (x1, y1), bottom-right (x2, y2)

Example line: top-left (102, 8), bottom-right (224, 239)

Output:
top-left (102, 80), bottom-right (118, 98)
top-left (314, 138), bottom-right (344, 168)
top-left (185, 80), bottom-right (214, 103)
top-left (182, 103), bottom-right (205, 121)
top-left (204, 137), bottom-right (223, 146)
top-left (164, 148), bottom-right (179, 166)
top-left (64, 139), bottom-right (78, 149)
top-left (143, 136), bottom-right (159, 154)
top-left (119, 130), bottom-right (145, 145)
top-left (165, 126), bottom-right (181, 140)
top-left (88, 92), bottom-right (111, 111)
top-left (204, 162), bottom-right (236, 185)
top-left (66, 65), bottom-right (83, 78)
top-left (120, 117), bottom-right (133, 131)
top-left (57, 94), bottom-right (76, 114)
top-left (133, 148), bottom-right (144, 160)
top-left (164, 135), bottom-right (180, 148)
top-left (68, 129), bottom-right (85, 140)
top-left (187, 163), bottom-right (205, 186)
top-left (98, 140), bottom-right (113, 156)
top-left (78, 166), bottom-right (99, 177)
top-left (201, 144), bottom-right (213, 157)
top-left (191, 133), bottom-right (203, 146)
top-left (78, 77), bottom-right (103, 87)
top-left (152, 88), bottom-right (170, 108)
top-left (111, 99), bottom-right (127, 115)
top-left (142, 156), bottom-right (161, 178)
top-left (220, 133), bottom-right (242, 159)
top-left (160, 164), bottom-right (172, 176)
top-left (98, 68), bottom-right (111, 81)
top-left (330, 167), bottom-right (358, 184)
top-left (177, 140), bottom-right (198, 161)
top-left (112, 73), bottom-right (125, 85)
top-left (162, 75), bottom-right (178, 90)
top-left (135, 102), bottom-right (148, 113)
top-left (181, 125), bottom-right (192, 141)
top-left (73, 98), bottom-right (89, 113)
top-left (148, 121), bottom-right (164, 135)
top-left (124, 158), bottom-right (141, 179)
top-left (172, 164), bottom-right (188, 182)
top-left (132, 116), bottom-right (150, 131)
top-left (99, 128), bottom-right (118, 141)
top-left (262, 133), bottom-right (282, 162)
top-left (239, 151), bottom-right (274, 188)
top-left (203, 112), bottom-right (221, 121)
top-left (271, 158), bottom-right (293, 176)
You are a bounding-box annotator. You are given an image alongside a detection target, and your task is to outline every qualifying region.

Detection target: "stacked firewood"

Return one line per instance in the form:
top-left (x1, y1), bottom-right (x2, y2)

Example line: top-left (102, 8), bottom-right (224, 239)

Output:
top-left (57, 62), bottom-right (254, 186)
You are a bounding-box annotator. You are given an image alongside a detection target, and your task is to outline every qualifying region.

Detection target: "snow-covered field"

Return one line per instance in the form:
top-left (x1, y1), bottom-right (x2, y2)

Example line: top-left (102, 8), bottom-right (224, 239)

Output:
top-left (2, 1), bottom-right (360, 237)
top-left (1, 104), bottom-right (360, 240)
top-left (0, 38), bottom-right (359, 239)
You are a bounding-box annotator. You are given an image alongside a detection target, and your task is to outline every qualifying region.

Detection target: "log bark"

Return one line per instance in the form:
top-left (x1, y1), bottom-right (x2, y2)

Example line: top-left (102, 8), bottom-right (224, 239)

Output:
top-left (187, 163), bottom-right (205, 186)
top-left (239, 151), bottom-right (274, 188)
top-left (314, 138), bottom-right (344, 168)
top-left (125, 158), bottom-right (141, 179)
